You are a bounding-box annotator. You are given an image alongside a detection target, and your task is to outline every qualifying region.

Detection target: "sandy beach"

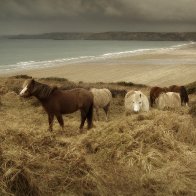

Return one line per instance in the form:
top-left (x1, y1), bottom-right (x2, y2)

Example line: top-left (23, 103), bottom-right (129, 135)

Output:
top-left (4, 44), bottom-right (196, 86)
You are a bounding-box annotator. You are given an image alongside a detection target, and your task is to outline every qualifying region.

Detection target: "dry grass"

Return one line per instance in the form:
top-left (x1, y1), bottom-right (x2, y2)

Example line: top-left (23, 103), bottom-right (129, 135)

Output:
top-left (186, 81), bottom-right (196, 94)
top-left (0, 76), bottom-right (195, 196)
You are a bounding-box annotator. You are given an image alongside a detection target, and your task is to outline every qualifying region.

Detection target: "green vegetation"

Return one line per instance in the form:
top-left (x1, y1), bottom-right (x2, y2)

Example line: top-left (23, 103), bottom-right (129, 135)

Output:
top-left (0, 76), bottom-right (196, 195)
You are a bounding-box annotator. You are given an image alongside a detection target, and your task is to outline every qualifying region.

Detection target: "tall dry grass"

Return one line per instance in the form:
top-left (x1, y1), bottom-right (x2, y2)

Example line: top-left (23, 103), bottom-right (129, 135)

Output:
top-left (0, 76), bottom-right (195, 196)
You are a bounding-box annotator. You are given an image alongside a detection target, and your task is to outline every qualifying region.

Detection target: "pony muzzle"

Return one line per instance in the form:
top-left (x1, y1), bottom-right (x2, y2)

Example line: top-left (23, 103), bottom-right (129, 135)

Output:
top-left (133, 110), bottom-right (139, 113)
top-left (133, 106), bottom-right (139, 113)
top-left (19, 85), bottom-right (27, 96)
top-left (19, 91), bottom-right (27, 97)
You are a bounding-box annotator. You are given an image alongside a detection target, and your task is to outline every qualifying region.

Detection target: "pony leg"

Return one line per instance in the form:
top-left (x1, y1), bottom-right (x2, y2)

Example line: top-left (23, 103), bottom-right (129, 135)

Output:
top-left (80, 110), bottom-right (87, 132)
top-left (48, 114), bottom-right (54, 131)
top-left (181, 97), bottom-right (183, 106)
top-left (150, 96), bottom-right (154, 107)
top-left (95, 108), bottom-right (99, 121)
top-left (103, 104), bottom-right (110, 121)
top-left (87, 103), bottom-right (93, 129)
top-left (56, 114), bottom-right (64, 131)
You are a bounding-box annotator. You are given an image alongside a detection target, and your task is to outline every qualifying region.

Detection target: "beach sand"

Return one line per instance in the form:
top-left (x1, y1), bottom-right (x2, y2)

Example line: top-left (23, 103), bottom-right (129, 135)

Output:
top-left (4, 45), bottom-right (196, 86)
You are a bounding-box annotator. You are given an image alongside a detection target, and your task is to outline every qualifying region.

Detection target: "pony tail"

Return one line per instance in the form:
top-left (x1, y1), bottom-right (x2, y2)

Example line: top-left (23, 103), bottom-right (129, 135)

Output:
top-left (180, 86), bottom-right (189, 105)
top-left (87, 103), bottom-right (93, 129)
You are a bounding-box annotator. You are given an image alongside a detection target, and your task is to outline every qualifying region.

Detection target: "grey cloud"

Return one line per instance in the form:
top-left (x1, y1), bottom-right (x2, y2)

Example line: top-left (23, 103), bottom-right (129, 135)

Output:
top-left (0, 0), bottom-right (195, 34)
top-left (0, 0), bottom-right (195, 21)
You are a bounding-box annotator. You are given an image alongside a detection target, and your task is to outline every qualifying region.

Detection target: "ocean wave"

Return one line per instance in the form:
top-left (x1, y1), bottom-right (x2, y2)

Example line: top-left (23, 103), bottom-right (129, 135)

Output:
top-left (100, 41), bottom-right (196, 59)
top-left (0, 56), bottom-right (97, 73)
top-left (1, 41), bottom-right (195, 74)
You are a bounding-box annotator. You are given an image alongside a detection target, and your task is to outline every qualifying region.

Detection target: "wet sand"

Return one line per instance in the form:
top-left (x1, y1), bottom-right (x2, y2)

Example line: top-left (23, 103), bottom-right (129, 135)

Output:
top-left (3, 45), bottom-right (196, 86)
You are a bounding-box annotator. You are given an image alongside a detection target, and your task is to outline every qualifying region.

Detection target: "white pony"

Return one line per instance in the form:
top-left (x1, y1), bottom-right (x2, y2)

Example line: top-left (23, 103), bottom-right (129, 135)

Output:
top-left (156, 92), bottom-right (181, 110)
top-left (90, 88), bottom-right (112, 121)
top-left (124, 90), bottom-right (149, 115)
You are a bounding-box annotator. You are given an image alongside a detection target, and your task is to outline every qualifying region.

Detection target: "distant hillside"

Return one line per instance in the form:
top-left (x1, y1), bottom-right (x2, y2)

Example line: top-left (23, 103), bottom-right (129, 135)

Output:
top-left (7, 32), bottom-right (196, 41)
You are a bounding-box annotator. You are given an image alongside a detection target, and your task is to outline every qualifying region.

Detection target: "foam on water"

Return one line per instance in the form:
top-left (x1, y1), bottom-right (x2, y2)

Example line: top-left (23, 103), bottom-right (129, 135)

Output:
top-left (102, 41), bottom-right (195, 58)
top-left (0, 41), bottom-right (195, 74)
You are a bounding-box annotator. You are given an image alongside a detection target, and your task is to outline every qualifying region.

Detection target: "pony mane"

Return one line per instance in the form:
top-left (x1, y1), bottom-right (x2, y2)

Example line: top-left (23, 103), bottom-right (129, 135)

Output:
top-left (32, 81), bottom-right (57, 99)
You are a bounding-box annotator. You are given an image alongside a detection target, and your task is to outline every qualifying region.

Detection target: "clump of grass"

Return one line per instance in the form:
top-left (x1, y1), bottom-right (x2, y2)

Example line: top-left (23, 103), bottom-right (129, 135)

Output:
top-left (110, 89), bottom-right (127, 97)
top-left (0, 86), bottom-right (9, 95)
top-left (42, 77), bottom-right (68, 82)
top-left (81, 110), bottom-right (196, 195)
top-left (115, 81), bottom-right (147, 88)
top-left (39, 78), bottom-right (77, 90)
top-left (189, 100), bottom-right (196, 116)
top-left (186, 81), bottom-right (196, 94)
top-left (5, 78), bottom-right (24, 94)
top-left (0, 128), bottom-right (102, 195)
top-left (12, 75), bottom-right (32, 79)
top-left (116, 81), bottom-right (134, 86)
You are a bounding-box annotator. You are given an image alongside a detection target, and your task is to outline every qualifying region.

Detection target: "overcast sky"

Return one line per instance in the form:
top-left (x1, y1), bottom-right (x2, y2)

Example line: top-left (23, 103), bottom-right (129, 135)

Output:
top-left (0, 0), bottom-right (196, 35)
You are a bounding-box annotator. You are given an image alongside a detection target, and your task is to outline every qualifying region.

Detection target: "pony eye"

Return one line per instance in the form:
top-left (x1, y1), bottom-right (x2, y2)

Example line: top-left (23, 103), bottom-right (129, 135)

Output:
top-left (139, 102), bottom-right (142, 104)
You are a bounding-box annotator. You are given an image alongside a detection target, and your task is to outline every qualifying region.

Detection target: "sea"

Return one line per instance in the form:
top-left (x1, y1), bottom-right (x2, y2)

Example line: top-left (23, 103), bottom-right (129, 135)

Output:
top-left (0, 39), bottom-right (194, 75)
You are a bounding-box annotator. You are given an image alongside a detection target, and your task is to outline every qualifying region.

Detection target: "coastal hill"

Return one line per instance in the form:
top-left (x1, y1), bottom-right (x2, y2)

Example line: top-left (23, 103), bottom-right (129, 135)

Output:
top-left (7, 32), bottom-right (196, 41)
top-left (0, 76), bottom-right (195, 195)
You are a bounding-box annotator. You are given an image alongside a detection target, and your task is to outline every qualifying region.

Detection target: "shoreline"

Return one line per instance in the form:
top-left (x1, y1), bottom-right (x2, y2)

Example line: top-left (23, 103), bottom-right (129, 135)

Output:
top-left (1, 42), bottom-right (196, 86)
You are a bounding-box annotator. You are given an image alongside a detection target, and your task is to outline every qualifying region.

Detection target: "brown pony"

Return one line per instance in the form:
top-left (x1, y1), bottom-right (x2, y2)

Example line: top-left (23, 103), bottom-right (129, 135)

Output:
top-left (20, 79), bottom-right (93, 132)
top-left (168, 85), bottom-right (189, 106)
top-left (150, 86), bottom-right (168, 107)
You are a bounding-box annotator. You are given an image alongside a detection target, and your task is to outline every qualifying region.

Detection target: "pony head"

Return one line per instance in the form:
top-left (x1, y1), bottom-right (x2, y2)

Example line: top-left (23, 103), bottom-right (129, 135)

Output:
top-left (19, 79), bottom-right (34, 97)
top-left (132, 92), bottom-right (143, 113)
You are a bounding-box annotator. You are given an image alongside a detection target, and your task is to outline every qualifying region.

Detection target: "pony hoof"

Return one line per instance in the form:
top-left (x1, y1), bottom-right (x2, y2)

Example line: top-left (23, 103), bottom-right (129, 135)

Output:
top-left (87, 124), bottom-right (94, 129)
top-left (59, 129), bottom-right (64, 134)
top-left (92, 124), bottom-right (96, 128)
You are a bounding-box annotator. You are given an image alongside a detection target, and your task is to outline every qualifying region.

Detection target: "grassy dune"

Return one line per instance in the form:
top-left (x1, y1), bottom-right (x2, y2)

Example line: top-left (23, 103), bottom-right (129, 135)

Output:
top-left (0, 76), bottom-right (196, 196)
